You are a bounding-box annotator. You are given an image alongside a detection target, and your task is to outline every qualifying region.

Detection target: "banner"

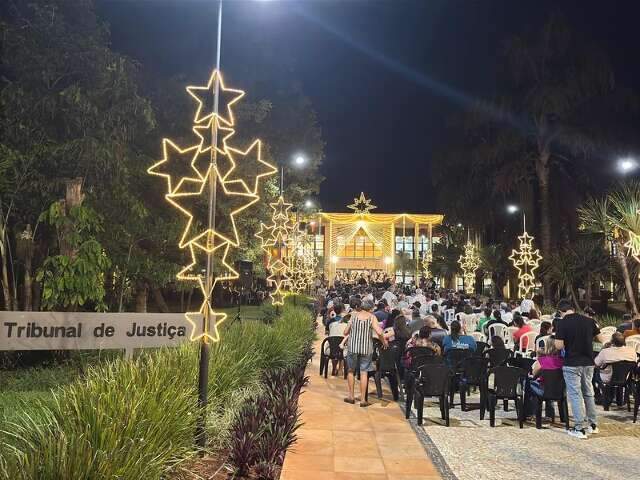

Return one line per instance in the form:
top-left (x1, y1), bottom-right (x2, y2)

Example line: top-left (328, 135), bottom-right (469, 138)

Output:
top-left (0, 312), bottom-right (203, 354)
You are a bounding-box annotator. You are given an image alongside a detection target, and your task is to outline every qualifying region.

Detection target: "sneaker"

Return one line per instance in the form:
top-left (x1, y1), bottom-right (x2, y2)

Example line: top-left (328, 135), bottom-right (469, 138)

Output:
top-left (567, 427), bottom-right (587, 439)
top-left (586, 424), bottom-right (599, 434)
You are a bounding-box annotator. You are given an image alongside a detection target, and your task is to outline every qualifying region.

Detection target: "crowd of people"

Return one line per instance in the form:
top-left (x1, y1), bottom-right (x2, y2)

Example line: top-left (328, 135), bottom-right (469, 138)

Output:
top-left (317, 282), bottom-right (640, 439)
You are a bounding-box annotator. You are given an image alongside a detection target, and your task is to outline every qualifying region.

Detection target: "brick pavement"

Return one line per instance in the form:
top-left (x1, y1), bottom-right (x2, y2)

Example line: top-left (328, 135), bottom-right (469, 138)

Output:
top-left (281, 324), bottom-right (441, 480)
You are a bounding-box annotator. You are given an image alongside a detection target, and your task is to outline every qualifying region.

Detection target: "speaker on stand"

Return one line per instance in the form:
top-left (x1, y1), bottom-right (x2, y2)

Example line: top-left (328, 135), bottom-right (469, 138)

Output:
top-left (231, 260), bottom-right (253, 324)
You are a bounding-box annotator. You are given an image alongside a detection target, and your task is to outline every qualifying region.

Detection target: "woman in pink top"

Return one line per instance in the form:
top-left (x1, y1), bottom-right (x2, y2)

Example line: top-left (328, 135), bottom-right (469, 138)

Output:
top-left (526, 340), bottom-right (564, 417)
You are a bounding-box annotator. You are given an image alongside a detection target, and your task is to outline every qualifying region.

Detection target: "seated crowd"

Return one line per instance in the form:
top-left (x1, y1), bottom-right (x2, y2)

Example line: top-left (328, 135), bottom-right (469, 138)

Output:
top-left (318, 282), bottom-right (640, 438)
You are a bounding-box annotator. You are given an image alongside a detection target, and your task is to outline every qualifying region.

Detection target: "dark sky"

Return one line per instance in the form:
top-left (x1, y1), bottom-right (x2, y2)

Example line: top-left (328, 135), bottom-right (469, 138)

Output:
top-left (96, 0), bottom-right (640, 213)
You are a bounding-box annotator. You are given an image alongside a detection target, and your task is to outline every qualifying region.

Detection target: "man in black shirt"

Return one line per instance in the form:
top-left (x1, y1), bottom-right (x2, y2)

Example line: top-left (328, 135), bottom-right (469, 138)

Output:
top-left (554, 299), bottom-right (605, 439)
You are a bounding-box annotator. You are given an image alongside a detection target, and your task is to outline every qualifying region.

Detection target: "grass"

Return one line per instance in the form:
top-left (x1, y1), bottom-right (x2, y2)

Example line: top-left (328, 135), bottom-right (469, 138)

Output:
top-left (0, 299), bottom-right (314, 480)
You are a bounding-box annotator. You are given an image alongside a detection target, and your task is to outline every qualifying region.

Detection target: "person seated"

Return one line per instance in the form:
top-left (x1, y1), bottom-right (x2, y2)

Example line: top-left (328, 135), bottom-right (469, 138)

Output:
top-left (328, 304), bottom-right (348, 337)
top-left (425, 315), bottom-right (447, 347)
top-left (407, 308), bottom-right (425, 334)
top-left (476, 308), bottom-right (493, 333)
top-left (512, 315), bottom-right (533, 351)
top-left (594, 332), bottom-right (637, 384)
top-left (623, 318), bottom-right (640, 338)
top-left (616, 313), bottom-right (634, 333)
top-left (373, 301), bottom-right (390, 326)
top-left (403, 326), bottom-right (442, 368)
top-left (535, 321), bottom-right (552, 343)
top-left (443, 320), bottom-right (477, 354)
top-left (489, 335), bottom-right (506, 350)
top-left (388, 309), bottom-right (411, 345)
top-left (525, 338), bottom-right (564, 417)
top-left (483, 310), bottom-right (508, 337)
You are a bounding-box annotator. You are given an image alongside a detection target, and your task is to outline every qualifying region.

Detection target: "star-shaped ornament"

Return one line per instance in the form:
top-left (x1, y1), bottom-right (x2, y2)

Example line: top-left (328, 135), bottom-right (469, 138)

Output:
top-left (185, 299), bottom-right (227, 343)
top-left (177, 239), bottom-right (238, 297)
top-left (624, 230), bottom-right (640, 263)
top-left (186, 70), bottom-right (245, 126)
top-left (225, 140), bottom-right (278, 195)
top-left (166, 175), bottom-right (258, 249)
top-left (347, 192), bottom-right (377, 214)
top-left (147, 139), bottom-right (202, 194)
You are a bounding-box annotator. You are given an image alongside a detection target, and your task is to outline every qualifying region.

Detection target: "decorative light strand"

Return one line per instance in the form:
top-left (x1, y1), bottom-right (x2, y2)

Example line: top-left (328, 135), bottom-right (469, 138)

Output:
top-left (458, 241), bottom-right (480, 295)
top-left (148, 69), bottom-right (276, 342)
top-left (509, 230), bottom-right (542, 299)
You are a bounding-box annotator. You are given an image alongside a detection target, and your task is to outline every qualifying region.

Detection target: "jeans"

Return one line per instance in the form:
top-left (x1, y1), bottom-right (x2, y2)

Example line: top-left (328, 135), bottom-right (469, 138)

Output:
top-left (562, 365), bottom-right (597, 430)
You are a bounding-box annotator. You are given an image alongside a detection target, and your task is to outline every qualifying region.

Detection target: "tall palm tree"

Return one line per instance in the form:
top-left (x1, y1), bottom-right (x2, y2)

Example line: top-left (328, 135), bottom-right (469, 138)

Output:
top-left (578, 185), bottom-right (639, 315)
top-left (570, 237), bottom-right (611, 306)
top-left (431, 242), bottom-right (461, 290)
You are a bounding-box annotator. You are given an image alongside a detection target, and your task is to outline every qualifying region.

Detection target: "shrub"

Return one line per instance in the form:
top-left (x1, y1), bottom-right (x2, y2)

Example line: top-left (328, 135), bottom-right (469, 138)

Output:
top-left (0, 304), bottom-right (314, 480)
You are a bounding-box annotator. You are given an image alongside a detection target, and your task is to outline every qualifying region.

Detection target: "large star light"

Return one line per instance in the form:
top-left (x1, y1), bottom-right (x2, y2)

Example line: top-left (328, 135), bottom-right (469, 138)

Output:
top-left (458, 241), bottom-right (480, 295)
top-left (347, 192), bottom-right (377, 215)
top-left (509, 231), bottom-right (542, 299)
top-left (148, 69), bottom-right (276, 342)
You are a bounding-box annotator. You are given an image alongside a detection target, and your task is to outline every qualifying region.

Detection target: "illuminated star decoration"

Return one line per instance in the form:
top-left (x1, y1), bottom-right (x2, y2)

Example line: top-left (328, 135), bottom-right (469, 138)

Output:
top-left (458, 241), bottom-right (480, 295)
top-left (509, 230), bottom-right (543, 299)
top-left (287, 231), bottom-right (317, 294)
top-left (422, 250), bottom-right (433, 278)
top-left (624, 211), bottom-right (640, 263)
top-left (255, 195), bottom-right (295, 305)
top-left (148, 69), bottom-right (276, 342)
top-left (347, 192), bottom-right (377, 215)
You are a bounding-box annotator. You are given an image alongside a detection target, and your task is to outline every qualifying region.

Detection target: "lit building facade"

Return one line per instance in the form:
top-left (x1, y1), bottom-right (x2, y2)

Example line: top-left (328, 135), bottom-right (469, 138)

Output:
top-left (306, 194), bottom-right (444, 285)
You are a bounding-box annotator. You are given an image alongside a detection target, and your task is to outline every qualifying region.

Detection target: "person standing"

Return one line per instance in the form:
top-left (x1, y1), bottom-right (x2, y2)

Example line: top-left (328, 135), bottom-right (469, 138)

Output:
top-left (343, 298), bottom-right (387, 407)
top-left (554, 299), bottom-right (605, 439)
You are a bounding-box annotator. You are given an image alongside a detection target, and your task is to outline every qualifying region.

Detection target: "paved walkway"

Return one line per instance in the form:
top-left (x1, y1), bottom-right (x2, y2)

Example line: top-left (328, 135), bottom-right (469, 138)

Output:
top-left (281, 323), bottom-right (441, 480)
top-left (413, 387), bottom-right (640, 480)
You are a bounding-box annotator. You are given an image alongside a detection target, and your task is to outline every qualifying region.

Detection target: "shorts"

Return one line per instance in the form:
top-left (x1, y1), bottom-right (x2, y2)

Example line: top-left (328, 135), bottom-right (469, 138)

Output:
top-left (346, 352), bottom-right (373, 372)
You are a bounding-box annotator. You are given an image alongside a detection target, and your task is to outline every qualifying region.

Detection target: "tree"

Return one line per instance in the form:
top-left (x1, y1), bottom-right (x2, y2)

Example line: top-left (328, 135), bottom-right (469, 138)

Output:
top-left (577, 182), bottom-right (640, 315)
top-left (433, 15), bottom-right (632, 304)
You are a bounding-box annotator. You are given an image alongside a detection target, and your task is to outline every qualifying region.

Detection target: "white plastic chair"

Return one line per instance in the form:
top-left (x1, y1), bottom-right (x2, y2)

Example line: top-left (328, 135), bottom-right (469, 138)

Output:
top-left (527, 319), bottom-right (542, 331)
top-left (443, 308), bottom-right (456, 325)
top-left (471, 331), bottom-right (486, 343)
top-left (535, 335), bottom-right (551, 354)
top-left (599, 326), bottom-right (617, 344)
top-left (625, 334), bottom-right (640, 354)
top-left (488, 324), bottom-right (511, 346)
top-left (517, 331), bottom-right (538, 358)
top-left (540, 314), bottom-right (553, 322)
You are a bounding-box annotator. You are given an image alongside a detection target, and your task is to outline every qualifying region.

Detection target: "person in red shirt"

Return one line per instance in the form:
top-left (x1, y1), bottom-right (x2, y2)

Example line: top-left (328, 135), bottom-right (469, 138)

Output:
top-left (512, 316), bottom-right (533, 351)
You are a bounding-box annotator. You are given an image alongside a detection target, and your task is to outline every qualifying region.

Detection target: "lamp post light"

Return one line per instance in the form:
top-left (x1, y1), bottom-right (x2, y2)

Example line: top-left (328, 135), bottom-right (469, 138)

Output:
top-left (618, 157), bottom-right (638, 175)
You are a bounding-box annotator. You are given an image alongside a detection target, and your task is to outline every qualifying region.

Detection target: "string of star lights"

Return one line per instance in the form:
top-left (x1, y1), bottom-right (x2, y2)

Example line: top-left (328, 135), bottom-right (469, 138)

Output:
top-left (422, 250), bottom-right (433, 278)
top-left (255, 196), bottom-right (294, 305)
top-left (509, 220), bottom-right (542, 299)
top-left (148, 68), bottom-right (276, 343)
top-left (623, 210), bottom-right (640, 264)
top-left (458, 239), bottom-right (480, 295)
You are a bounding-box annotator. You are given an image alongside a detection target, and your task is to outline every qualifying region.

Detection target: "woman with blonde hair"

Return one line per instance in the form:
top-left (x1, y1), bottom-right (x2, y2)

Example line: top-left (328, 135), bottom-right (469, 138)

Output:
top-left (526, 337), bottom-right (564, 417)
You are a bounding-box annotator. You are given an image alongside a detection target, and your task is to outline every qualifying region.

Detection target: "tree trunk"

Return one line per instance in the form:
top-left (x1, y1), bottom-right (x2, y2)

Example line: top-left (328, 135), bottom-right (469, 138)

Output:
top-left (60, 178), bottom-right (84, 259)
top-left (537, 151), bottom-right (553, 305)
top-left (135, 284), bottom-right (148, 313)
top-left (32, 280), bottom-right (42, 312)
top-left (615, 242), bottom-right (638, 315)
top-left (23, 249), bottom-right (33, 311)
top-left (151, 287), bottom-right (170, 313)
top-left (585, 273), bottom-right (592, 308)
top-left (0, 209), bottom-right (13, 310)
top-left (569, 285), bottom-right (580, 310)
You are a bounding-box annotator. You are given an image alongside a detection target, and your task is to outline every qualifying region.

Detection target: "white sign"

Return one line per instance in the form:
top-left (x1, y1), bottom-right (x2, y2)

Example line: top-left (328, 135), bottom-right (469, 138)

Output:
top-left (0, 312), bottom-right (203, 355)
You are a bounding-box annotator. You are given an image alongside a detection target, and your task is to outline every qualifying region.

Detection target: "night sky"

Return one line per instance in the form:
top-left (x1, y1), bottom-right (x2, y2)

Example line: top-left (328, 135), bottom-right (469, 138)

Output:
top-left (97, 0), bottom-right (640, 213)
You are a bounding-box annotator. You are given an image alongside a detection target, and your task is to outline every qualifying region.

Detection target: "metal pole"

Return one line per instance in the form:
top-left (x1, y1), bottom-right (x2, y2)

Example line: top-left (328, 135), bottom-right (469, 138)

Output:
top-left (196, 0), bottom-right (223, 452)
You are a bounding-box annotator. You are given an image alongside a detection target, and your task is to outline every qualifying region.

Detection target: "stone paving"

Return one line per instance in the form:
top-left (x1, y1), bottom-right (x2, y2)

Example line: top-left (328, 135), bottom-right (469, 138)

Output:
top-left (413, 390), bottom-right (640, 480)
top-left (281, 322), bottom-right (441, 480)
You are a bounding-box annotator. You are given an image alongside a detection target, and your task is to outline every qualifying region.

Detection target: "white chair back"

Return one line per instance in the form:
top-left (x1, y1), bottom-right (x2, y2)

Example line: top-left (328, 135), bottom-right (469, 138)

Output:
top-left (471, 331), bottom-right (486, 343)
top-left (519, 331), bottom-right (538, 357)
top-left (443, 308), bottom-right (456, 325)
top-left (599, 326), bottom-right (617, 344)
top-left (625, 334), bottom-right (640, 354)
top-left (540, 314), bottom-right (553, 322)
top-left (536, 335), bottom-right (552, 353)
top-left (527, 319), bottom-right (542, 331)
top-left (488, 324), bottom-right (511, 346)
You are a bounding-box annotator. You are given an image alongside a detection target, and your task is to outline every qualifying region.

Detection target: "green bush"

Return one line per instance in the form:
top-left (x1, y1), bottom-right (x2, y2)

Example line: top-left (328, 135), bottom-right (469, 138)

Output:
top-left (0, 305), bottom-right (314, 480)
